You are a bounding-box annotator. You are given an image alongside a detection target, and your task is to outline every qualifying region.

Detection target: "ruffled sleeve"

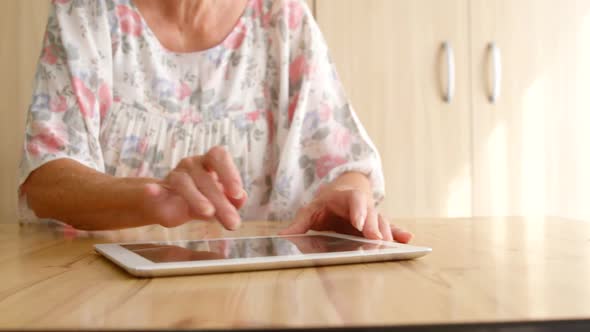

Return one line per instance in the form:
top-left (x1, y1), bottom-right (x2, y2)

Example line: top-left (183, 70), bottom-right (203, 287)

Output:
top-left (270, 0), bottom-right (385, 216)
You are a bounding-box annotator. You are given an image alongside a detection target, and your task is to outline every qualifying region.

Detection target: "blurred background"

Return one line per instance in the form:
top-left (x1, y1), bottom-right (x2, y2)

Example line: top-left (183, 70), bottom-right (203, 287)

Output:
top-left (1, 0), bottom-right (589, 223)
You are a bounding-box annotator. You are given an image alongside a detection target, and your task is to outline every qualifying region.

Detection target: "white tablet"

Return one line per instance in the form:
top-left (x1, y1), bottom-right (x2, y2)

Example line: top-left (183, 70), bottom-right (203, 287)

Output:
top-left (95, 231), bottom-right (431, 277)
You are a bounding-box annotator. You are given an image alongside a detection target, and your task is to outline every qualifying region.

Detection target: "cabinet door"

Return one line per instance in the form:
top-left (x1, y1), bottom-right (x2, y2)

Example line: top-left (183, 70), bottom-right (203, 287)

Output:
top-left (470, 0), bottom-right (590, 219)
top-left (316, 0), bottom-right (472, 218)
top-left (547, 1), bottom-right (590, 221)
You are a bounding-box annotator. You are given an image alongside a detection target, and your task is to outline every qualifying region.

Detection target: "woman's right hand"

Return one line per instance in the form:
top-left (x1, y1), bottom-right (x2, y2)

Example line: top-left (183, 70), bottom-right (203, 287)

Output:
top-left (142, 146), bottom-right (247, 230)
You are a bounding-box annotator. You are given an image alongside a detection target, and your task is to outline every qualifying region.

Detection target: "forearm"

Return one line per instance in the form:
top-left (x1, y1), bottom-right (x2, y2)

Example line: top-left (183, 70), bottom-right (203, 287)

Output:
top-left (21, 159), bottom-right (156, 230)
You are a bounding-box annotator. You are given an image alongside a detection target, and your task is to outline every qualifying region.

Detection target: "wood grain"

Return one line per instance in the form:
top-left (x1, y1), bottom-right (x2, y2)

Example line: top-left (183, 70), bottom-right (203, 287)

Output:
top-left (1, 217), bottom-right (590, 329)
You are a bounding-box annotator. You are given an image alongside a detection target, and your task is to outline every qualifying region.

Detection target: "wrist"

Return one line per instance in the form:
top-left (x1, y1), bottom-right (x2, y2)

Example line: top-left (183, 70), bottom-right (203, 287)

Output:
top-left (114, 177), bottom-right (161, 220)
top-left (88, 176), bottom-right (160, 227)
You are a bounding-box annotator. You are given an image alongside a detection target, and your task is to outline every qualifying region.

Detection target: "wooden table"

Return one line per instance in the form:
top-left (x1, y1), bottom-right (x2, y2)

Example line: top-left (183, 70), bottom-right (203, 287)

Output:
top-left (1, 217), bottom-right (590, 330)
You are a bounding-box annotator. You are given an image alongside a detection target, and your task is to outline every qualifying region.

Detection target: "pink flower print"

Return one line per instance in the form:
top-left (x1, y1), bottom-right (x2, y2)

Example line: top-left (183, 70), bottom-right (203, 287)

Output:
top-left (181, 109), bottom-right (202, 124)
top-left (288, 1), bottom-right (304, 30)
top-left (98, 83), bottom-right (112, 119)
top-left (331, 126), bottom-right (352, 155)
top-left (251, 0), bottom-right (264, 18)
top-left (191, 112), bottom-right (203, 124)
top-left (28, 123), bottom-right (69, 156)
top-left (251, 0), bottom-right (272, 27)
top-left (262, 12), bottom-right (272, 28)
top-left (116, 5), bottom-right (142, 37)
top-left (137, 137), bottom-right (149, 154)
top-left (26, 142), bottom-right (41, 157)
top-left (181, 109), bottom-right (191, 124)
top-left (289, 55), bottom-right (308, 85)
top-left (247, 110), bottom-right (261, 122)
top-left (176, 82), bottom-right (192, 100)
top-left (41, 46), bottom-right (58, 65)
top-left (316, 154), bottom-right (347, 178)
top-left (72, 77), bottom-right (95, 118)
top-left (37, 130), bottom-right (67, 152)
top-left (49, 95), bottom-right (67, 113)
top-left (288, 92), bottom-right (299, 124)
top-left (319, 103), bottom-right (332, 122)
top-left (224, 20), bottom-right (247, 50)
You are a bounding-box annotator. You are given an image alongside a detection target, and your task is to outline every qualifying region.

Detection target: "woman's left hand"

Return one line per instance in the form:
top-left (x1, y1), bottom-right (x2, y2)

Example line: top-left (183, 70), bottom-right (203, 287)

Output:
top-left (279, 185), bottom-right (413, 243)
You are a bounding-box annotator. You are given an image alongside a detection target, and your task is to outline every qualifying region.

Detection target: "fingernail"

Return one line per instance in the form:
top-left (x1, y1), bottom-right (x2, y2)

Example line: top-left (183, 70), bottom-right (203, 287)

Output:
top-left (233, 189), bottom-right (246, 200)
top-left (375, 230), bottom-right (383, 240)
top-left (355, 211), bottom-right (366, 232)
top-left (229, 220), bottom-right (241, 231)
top-left (202, 203), bottom-right (215, 216)
top-left (228, 212), bottom-right (242, 230)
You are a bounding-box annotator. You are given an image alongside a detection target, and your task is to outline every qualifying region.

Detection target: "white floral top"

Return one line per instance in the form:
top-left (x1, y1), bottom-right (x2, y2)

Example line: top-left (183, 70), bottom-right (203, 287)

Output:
top-left (19, 0), bottom-right (384, 223)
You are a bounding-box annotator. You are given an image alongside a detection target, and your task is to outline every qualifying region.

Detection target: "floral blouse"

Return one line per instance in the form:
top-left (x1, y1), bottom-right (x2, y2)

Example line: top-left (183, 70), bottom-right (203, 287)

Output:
top-left (19, 0), bottom-right (384, 223)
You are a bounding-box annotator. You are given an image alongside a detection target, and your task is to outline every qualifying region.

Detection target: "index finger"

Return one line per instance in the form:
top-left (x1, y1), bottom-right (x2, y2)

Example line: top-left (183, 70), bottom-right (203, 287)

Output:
top-left (324, 189), bottom-right (368, 232)
top-left (203, 146), bottom-right (244, 200)
top-left (191, 165), bottom-right (242, 231)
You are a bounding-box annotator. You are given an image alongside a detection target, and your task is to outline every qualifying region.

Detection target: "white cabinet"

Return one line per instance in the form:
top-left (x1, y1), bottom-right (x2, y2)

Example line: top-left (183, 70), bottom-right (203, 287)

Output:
top-left (317, 0), bottom-right (473, 218)
top-left (471, 0), bottom-right (590, 220)
top-left (316, 0), bottom-right (590, 220)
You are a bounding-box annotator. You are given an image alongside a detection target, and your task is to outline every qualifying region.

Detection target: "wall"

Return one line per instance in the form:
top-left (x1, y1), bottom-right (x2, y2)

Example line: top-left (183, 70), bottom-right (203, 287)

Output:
top-left (0, 1), bottom-right (50, 223)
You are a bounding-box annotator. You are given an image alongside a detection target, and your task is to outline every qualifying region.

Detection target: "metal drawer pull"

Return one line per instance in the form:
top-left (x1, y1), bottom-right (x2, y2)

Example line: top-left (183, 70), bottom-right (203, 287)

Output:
top-left (443, 41), bottom-right (455, 103)
top-left (489, 42), bottom-right (502, 103)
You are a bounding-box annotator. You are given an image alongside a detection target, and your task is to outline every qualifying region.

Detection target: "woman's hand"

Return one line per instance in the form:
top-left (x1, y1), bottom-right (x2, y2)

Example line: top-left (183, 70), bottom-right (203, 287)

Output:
top-left (142, 146), bottom-right (247, 230)
top-left (279, 185), bottom-right (413, 243)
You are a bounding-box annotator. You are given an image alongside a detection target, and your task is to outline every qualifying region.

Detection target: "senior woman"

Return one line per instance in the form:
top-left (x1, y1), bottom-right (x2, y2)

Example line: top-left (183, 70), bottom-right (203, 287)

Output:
top-left (19, 0), bottom-right (412, 243)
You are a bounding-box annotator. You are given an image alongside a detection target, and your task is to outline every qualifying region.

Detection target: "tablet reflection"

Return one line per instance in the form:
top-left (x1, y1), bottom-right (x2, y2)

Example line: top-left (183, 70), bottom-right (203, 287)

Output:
top-left (122, 235), bottom-right (389, 263)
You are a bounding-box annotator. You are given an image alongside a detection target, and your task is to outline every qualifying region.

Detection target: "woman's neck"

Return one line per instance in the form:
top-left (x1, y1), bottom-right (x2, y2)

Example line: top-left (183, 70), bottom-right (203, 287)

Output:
top-left (132, 0), bottom-right (249, 53)
top-left (160, 0), bottom-right (213, 29)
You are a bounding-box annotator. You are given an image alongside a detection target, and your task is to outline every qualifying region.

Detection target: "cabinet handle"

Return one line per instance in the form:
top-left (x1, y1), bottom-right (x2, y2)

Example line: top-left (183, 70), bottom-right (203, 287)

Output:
top-left (488, 42), bottom-right (502, 103)
top-left (443, 41), bottom-right (455, 103)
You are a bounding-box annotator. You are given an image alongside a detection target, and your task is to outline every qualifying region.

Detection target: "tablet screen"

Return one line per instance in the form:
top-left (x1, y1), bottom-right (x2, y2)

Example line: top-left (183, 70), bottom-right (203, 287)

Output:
top-left (122, 235), bottom-right (392, 263)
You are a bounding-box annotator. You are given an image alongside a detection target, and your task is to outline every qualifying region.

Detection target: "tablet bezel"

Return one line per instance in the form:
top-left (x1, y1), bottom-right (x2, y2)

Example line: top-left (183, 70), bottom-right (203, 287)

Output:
top-left (95, 231), bottom-right (431, 277)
